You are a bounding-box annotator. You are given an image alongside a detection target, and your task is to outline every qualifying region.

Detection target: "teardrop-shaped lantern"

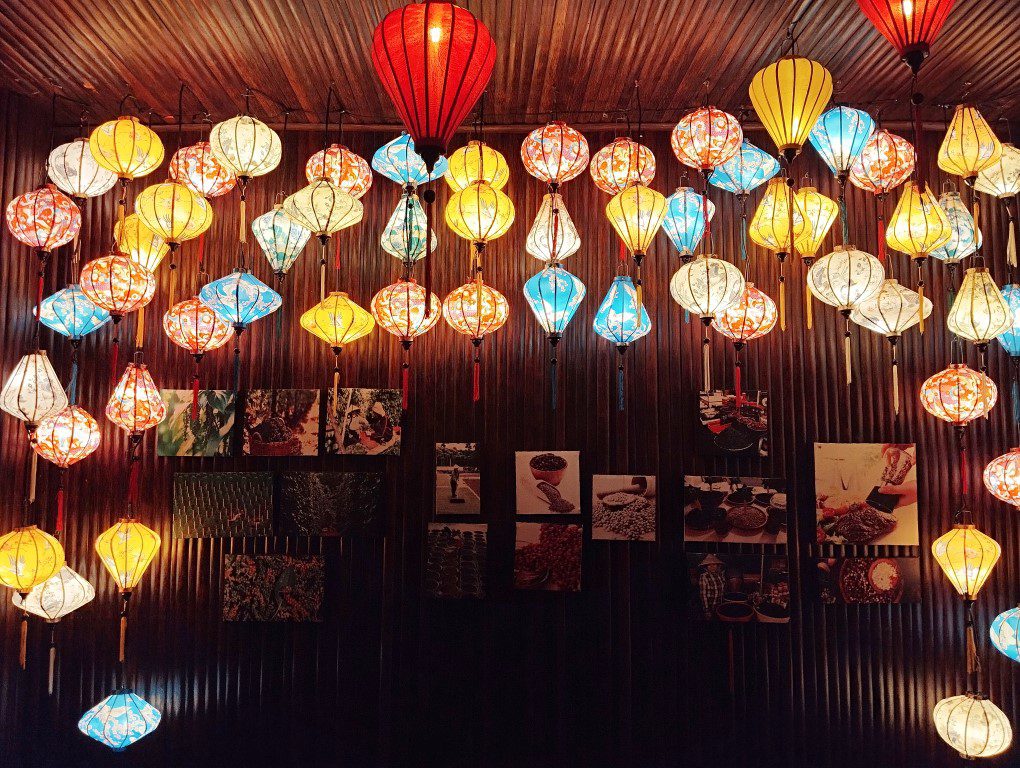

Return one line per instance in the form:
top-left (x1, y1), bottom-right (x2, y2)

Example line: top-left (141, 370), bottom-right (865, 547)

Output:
top-left (887, 181), bottom-right (953, 257)
top-left (445, 181), bottom-right (515, 245)
top-left (931, 524), bottom-right (1001, 599)
top-left (5, 184), bottom-right (81, 254)
top-left (371, 1), bottom-right (495, 171)
top-left (708, 139), bottom-right (780, 195)
top-left (712, 283), bottom-right (779, 344)
top-left (525, 193), bottom-right (581, 263)
top-left (748, 178), bottom-right (809, 255)
top-left (380, 193), bottom-right (436, 265)
top-left (78, 689), bottom-right (161, 750)
top-left (283, 180), bottom-right (363, 237)
top-left (38, 285), bottom-right (111, 342)
top-left (446, 140), bottom-right (510, 191)
top-left (0, 351), bottom-right (68, 428)
top-left (106, 363), bottom-right (166, 433)
top-left (199, 271), bottom-right (282, 329)
top-left (749, 56), bottom-right (833, 162)
top-left (523, 264), bottom-right (586, 338)
top-left (938, 105), bottom-right (1002, 181)
top-left (48, 138), bottom-right (118, 199)
top-left (113, 214), bottom-right (170, 272)
top-left (305, 144), bottom-right (372, 198)
top-left (849, 129), bottom-right (916, 195)
top-left (134, 181), bottom-right (213, 246)
top-left (80, 254), bottom-right (156, 319)
top-left (0, 525), bottom-right (65, 592)
top-left (521, 122), bottom-right (590, 187)
top-left (930, 190), bottom-right (981, 264)
top-left (975, 143), bottom-right (1020, 199)
top-left (795, 186), bottom-right (839, 260)
top-left (590, 138), bottom-right (656, 195)
top-left (13, 565), bottom-right (94, 620)
top-left (983, 447), bottom-right (1020, 507)
top-left (920, 363), bottom-right (997, 425)
top-left (251, 205), bottom-right (312, 278)
top-left (670, 107), bottom-right (743, 171)
top-left (856, 0), bottom-right (955, 72)
top-left (662, 187), bottom-right (714, 261)
top-left (606, 184), bottom-right (667, 259)
top-left (208, 115), bottom-right (281, 180)
top-left (809, 106), bottom-right (876, 179)
top-left (947, 267), bottom-right (1012, 346)
top-left (33, 405), bottom-right (101, 468)
top-left (933, 693), bottom-right (1012, 759)
top-left (168, 140), bottom-right (237, 198)
top-left (372, 133), bottom-right (449, 188)
top-left (88, 117), bottom-right (164, 180)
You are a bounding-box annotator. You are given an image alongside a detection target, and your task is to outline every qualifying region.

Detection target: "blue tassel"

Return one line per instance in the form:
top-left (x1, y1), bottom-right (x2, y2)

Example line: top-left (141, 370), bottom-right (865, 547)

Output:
top-left (551, 357), bottom-right (558, 412)
top-left (617, 363), bottom-right (625, 412)
top-left (1012, 375), bottom-right (1019, 425)
top-left (839, 196), bottom-right (849, 245)
top-left (740, 225), bottom-right (748, 262)
top-left (68, 357), bottom-right (79, 406)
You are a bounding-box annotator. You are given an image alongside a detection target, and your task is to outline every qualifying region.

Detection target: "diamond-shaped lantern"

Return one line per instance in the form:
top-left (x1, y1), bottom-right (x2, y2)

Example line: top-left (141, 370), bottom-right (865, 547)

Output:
top-left (525, 193), bottom-right (581, 263)
top-left (251, 204), bottom-right (312, 278)
top-left (372, 133), bottom-right (449, 188)
top-left (380, 193), bottom-right (436, 266)
top-left (106, 363), bottom-right (166, 433)
top-left (37, 285), bottom-right (111, 343)
top-left (931, 190), bottom-right (981, 266)
top-left (0, 351), bottom-right (68, 430)
top-left (593, 275), bottom-right (651, 410)
top-left (78, 689), bottom-right (161, 750)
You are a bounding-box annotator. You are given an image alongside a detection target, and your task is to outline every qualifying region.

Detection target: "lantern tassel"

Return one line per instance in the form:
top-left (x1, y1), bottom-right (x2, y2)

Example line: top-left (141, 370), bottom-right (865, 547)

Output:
top-left (332, 349), bottom-right (341, 415)
top-left (47, 624), bottom-right (56, 695)
top-left (805, 277), bottom-right (813, 330)
top-left (702, 333), bottom-right (711, 393)
top-left (110, 330), bottom-right (119, 384)
top-left (232, 332), bottom-right (242, 393)
top-left (778, 275), bottom-right (787, 332)
top-left (1008, 217), bottom-right (1017, 269)
top-left (877, 209), bottom-right (887, 262)
top-left (168, 260), bottom-right (177, 308)
top-left (551, 355), bottom-right (558, 412)
top-left (472, 343), bottom-right (481, 403)
top-left (891, 339), bottom-right (900, 417)
top-left (617, 347), bottom-right (626, 412)
top-left (739, 196), bottom-right (748, 261)
top-left (118, 593), bottom-right (129, 664)
top-left (401, 362), bottom-right (410, 411)
top-left (1012, 358), bottom-right (1020, 424)
top-left (917, 279), bottom-right (925, 335)
top-left (423, 189), bottom-right (436, 317)
top-left (319, 237), bottom-right (327, 302)
top-left (839, 180), bottom-right (850, 247)
top-left (734, 346), bottom-right (743, 407)
top-left (191, 370), bottom-right (200, 422)
top-left (134, 306), bottom-right (145, 351)
top-left (68, 351), bottom-right (79, 406)
top-left (843, 314), bottom-right (852, 386)
top-left (56, 471), bottom-right (65, 533)
top-left (19, 609), bottom-right (28, 670)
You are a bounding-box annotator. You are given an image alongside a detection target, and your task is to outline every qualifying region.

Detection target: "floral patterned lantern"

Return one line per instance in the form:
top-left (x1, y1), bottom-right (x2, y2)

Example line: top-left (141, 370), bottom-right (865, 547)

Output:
top-left (209, 115), bottom-right (281, 181)
top-left (590, 137), bottom-right (655, 195)
top-left (33, 405), bottom-right (101, 468)
top-left (380, 193), bottom-right (436, 266)
top-left (0, 525), bottom-right (64, 593)
top-left (670, 107), bottom-right (743, 172)
top-left (163, 297), bottom-right (234, 414)
top-left (975, 142), bottom-right (1020, 198)
top-left (749, 56), bottom-right (833, 162)
top-left (592, 275), bottom-right (651, 410)
top-left (997, 284), bottom-right (1020, 421)
top-left (251, 204), bottom-right (312, 278)
top-left (990, 607), bottom-right (1020, 662)
top-left (748, 177), bottom-right (809, 329)
top-left (712, 283), bottom-right (778, 403)
top-left (200, 271), bottom-right (282, 330)
top-left (283, 180), bottom-right (363, 297)
top-left (38, 285), bottom-right (110, 342)
top-left (795, 186), bottom-right (839, 263)
top-left (446, 140), bottom-right (510, 191)
top-left (372, 279), bottom-right (441, 407)
top-left (849, 129), bottom-right (915, 196)
top-left (106, 363), bottom-right (166, 433)
top-left (932, 524), bottom-right (1001, 600)
top-left (663, 187), bottom-right (714, 262)
top-left (301, 292), bottom-right (375, 403)
top-left (305, 143), bottom-right (372, 198)
top-left (95, 517), bottom-right (160, 662)
top-left (523, 265), bottom-right (586, 409)
top-left (933, 693), bottom-right (1012, 759)
top-left (938, 105), bottom-right (1002, 181)
top-left (606, 184), bottom-right (667, 304)
top-left (13, 565), bottom-right (94, 620)
top-left (80, 254), bottom-right (156, 320)
top-left (5, 184), bottom-right (81, 255)
top-left (78, 689), bottom-right (161, 750)
top-left (521, 121), bottom-right (590, 188)
top-left (134, 181), bottom-right (213, 248)
top-left (920, 363), bottom-right (997, 426)
top-left (946, 267), bottom-right (1012, 361)
top-left (113, 214), bottom-right (170, 272)
top-left (809, 106), bottom-right (876, 181)
top-left (525, 193), bottom-right (581, 263)
top-left (169, 140), bottom-right (237, 198)
top-left (88, 117), bottom-right (164, 180)
top-left (856, 0), bottom-right (955, 72)
top-left (48, 138), bottom-right (118, 199)
top-left (708, 139), bottom-right (780, 195)
top-left (442, 278), bottom-right (509, 401)
top-left (445, 181), bottom-right (515, 246)
top-left (0, 351), bottom-right (68, 429)
top-left (931, 190), bottom-right (981, 265)
top-left (983, 447), bottom-right (1020, 507)
top-left (372, 133), bottom-right (449, 189)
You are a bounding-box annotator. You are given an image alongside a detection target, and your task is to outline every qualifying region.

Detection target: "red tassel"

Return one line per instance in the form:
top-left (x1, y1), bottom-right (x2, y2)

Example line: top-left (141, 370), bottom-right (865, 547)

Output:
top-left (618, 239), bottom-right (627, 264)
top-left (401, 364), bottom-right (409, 410)
top-left (56, 487), bottom-right (64, 533)
top-left (960, 444), bottom-right (969, 498)
top-left (334, 233), bottom-right (341, 271)
top-left (110, 337), bottom-right (119, 383)
top-left (36, 273), bottom-right (44, 323)
top-left (423, 190), bottom-right (435, 316)
top-left (734, 360), bottom-right (742, 407)
top-left (472, 356), bottom-right (480, 402)
top-left (877, 219), bottom-right (886, 262)
top-left (191, 374), bottom-right (200, 421)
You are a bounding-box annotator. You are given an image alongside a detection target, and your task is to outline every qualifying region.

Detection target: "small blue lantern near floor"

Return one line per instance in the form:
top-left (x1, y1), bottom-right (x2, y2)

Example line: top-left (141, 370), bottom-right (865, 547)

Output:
top-left (997, 283), bottom-right (1020, 422)
top-left (593, 274), bottom-right (651, 411)
top-left (78, 689), bottom-right (161, 750)
top-left (990, 608), bottom-right (1020, 662)
top-left (524, 265), bottom-right (586, 410)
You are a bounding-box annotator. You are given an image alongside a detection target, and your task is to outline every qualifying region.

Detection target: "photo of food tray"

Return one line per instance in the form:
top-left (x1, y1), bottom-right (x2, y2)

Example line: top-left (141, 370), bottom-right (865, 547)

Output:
top-left (592, 475), bottom-right (656, 541)
top-left (816, 557), bottom-right (922, 604)
top-left (685, 553), bottom-right (790, 623)
top-left (697, 389), bottom-right (768, 457)
top-left (426, 524), bottom-right (487, 599)
top-left (683, 476), bottom-right (787, 545)
top-left (814, 443), bottom-right (918, 546)
top-left (515, 451), bottom-right (580, 515)
top-left (514, 522), bottom-right (581, 591)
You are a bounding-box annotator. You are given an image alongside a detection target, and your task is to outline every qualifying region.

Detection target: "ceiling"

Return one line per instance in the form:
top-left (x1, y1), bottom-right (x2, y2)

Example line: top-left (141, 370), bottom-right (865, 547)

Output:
top-left (1, 0), bottom-right (1017, 132)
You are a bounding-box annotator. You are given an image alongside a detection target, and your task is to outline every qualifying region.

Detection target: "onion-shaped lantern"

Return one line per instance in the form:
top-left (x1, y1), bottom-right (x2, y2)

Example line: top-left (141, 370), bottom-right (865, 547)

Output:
top-left (856, 0), bottom-right (955, 72)
top-left (301, 292), bottom-right (375, 403)
top-left (199, 271), bottom-right (282, 329)
top-left (708, 139), bottom-right (779, 195)
top-left (251, 204), bottom-right (312, 278)
top-left (88, 117), bottom-right (164, 180)
top-left (748, 177), bottom-right (809, 329)
top-left (113, 214), bottom-right (169, 272)
top-left (0, 525), bottom-right (65, 593)
top-left (932, 525), bottom-right (1001, 599)
top-left (209, 115), bottom-right (281, 180)
top-left (850, 279), bottom-right (931, 413)
top-left (169, 140), bottom-right (237, 198)
top-left (48, 138), bottom-right (118, 199)
top-left (0, 351), bottom-right (68, 429)
top-left (5, 184), bottom-right (81, 255)
top-left (670, 107), bottom-right (742, 171)
top-left (983, 447), bottom-right (1020, 507)
top-left (38, 285), bottom-right (110, 342)
top-left (809, 106), bottom-right (876, 180)
top-left (134, 181), bottom-right (213, 247)
top-left (95, 519), bottom-right (160, 593)
top-left (282, 180), bottom-right (363, 237)
top-left (523, 265), bottom-right (586, 410)
top-left (372, 133), bottom-right (449, 188)
top-left (13, 565), bottom-right (94, 620)
top-left (749, 56), bottom-right (833, 162)
top-left (712, 282), bottom-right (778, 405)
top-left (380, 193), bottom-right (436, 265)
top-left (606, 184), bottom-right (667, 304)
top-left (446, 140), bottom-right (510, 191)
top-left (930, 190), bottom-right (981, 265)
top-left (79, 689), bottom-right (161, 751)
top-left (33, 405), bottom-right (101, 468)
top-left (848, 129), bottom-right (916, 196)
top-left (975, 142), bottom-right (1020, 198)
top-left (593, 275), bottom-right (651, 410)
top-left (305, 143), bottom-right (372, 198)
top-left (163, 297), bottom-right (234, 414)
top-left (663, 187), bottom-right (714, 261)
top-left (445, 181), bottom-right (515, 246)
top-left (371, 279), bottom-right (441, 408)
top-left (795, 186), bottom-right (839, 262)
top-left (990, 608), bottom-right (1020, 662)
top-left (525, 193), bottom-right (581, 263)
top-left (521, 121), bottom-right (590, 187)
top-left (80, 254), bottom-right (156, 320)
top-left (947, 267), bottom-right (1012, 360)
top-left (920, 364), bottom-right (997, 426)
top-left (443, 279), bottom-right (510, 402)
top-left (590, 137), bottom-right (655, 195)
top-left (106, 363), bottom-right (166, 433)
top-left (933, 693), bottom-right (1012, 759)
top-left (937, 104), bottom-right (1002, 181)
top-left (371, 1), bottom-right (495, 171)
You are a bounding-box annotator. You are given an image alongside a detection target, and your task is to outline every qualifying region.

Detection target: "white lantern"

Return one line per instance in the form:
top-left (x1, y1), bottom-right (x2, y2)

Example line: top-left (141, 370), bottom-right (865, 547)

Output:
top-left (12, 565), bottom-right (94, 621)
top-left (947, 267), bottom-right (1012, 346)
top-left (209, 115), bottom-right (281, 179)
top-left (0, 351), bottom-right (68, 428)
top-left (283, 180), bottom-right (363, 238)
top-left (47, 139), bottom-right (118, 199)
top-left (975, 143), bottom-right (1020, 199)
top-left (933, 694), bottom-right (1012, 759)
top-left (525, 193), bottom-right (581, 263)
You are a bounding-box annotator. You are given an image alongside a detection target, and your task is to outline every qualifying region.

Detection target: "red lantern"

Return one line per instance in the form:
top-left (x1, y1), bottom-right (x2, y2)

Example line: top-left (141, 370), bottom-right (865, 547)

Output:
top-left (163, 297), bottom-right (234, 416)
top-left (5, 184), bottom-right (81, 255)
top-left (33, 405), bottom-right (101, 468)
top-left (670, 107), bottom-right (743, 172)
top-left (521, 122), bottom-right (590, 188)
top-left (168, 141), bottom-right (237, 198)
top-left (371, 278), bottom-right (441, 409)
top-left (371, 2), bottom-right (495, 171)
top-left (711, 283), bottom-right (778, 404)
top-left (106, 363), bottom-right (166, 434)
top-left (855, 0), bottom-right (955, 73)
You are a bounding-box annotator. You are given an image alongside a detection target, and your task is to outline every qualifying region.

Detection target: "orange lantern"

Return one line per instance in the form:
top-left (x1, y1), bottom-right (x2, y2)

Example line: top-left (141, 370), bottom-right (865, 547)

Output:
top-left (521, 121), bottom-right (590, 188)
top-left (712, 282), bottom-right (778, 405)
top-left (106, 363), bottom-right (166, 434)
top-left (33, 405), bottom-right (101, 469)
top-left (443, 278), bottom-right (509, 401)
top-left (983, 447), bottom-right (1020, 507)
top-left (163, 297), bottom-right (234, 416)
top-left (305, 143), bottom-right (372, 198)
top-left (920, 364), bottom-right (997, 426)
top-left (371, 278), bottom-right (441, 408)
top-left (168, 140), bottom-right (237, 198)
top-left (79, 254), bottom-right (156, 320)
top-left (5, 184), bottom-right (81, 256)
top-left (670, 107), bottom-right (743, 172)
top-left (590, 138), bottom-right (655, 195)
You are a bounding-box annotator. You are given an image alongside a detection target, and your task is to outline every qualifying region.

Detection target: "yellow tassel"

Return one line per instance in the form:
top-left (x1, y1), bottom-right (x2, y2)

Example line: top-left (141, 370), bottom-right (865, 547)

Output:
top-left (19, 612), bottom-right (27, 670)
top-left (239, 198), bottom-right (247, 244)
top-left (918, 284), bottom-right (925, 335)
top-left (805, 285), bottom-right (813, 330)
top-left (844, 332), bottom-right (852, 386)
top-left (892, 361), bottom-right (900, 416)
top-left (119, 614), bottom-right (127, 663)
top-left (134, 306), bottom-right (145, 350)
top-left (779, 280), bottom-right (787, 332)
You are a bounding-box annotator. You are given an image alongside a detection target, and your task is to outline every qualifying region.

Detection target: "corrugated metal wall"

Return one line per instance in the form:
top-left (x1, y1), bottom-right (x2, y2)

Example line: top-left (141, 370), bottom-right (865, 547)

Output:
top-left (1, 88), bottom-right (1017, 768)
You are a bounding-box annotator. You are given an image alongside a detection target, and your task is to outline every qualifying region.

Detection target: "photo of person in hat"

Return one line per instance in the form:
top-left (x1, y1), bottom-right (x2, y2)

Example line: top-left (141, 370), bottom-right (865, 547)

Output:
top-left (698, 554), bottom-right (726, 620)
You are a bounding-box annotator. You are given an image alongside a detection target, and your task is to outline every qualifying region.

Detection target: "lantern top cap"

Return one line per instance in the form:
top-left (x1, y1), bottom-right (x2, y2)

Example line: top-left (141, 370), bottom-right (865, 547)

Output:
top-left (328, 291), bottom-right (350, 298)
top-left (965, 266), bottom-right (989, 274)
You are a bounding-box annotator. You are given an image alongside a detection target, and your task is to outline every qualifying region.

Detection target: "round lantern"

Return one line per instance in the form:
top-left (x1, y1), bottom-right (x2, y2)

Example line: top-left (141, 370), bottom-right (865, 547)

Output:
top-left (168, 140), bottom-right (237, 198)
top-left (443, 279), bottom-right (510, 341)
top-left (709, 139), bottom-right (780, 195)
top-left (134, 181), bottom-right (213, 246)
top-left (920, 364), bottom-right (997, 426)
top-left (933, 693), bottom-right (1012, 759)
top-left (523, 264), bottom-right (586, 339)
top-left (938, 104), bottom-right (1002, 181)
top-left (48, 138), bottom-right (118, 199)
top-left (372, 133), bottom-right (449, 188)
top-left (33, 405), bottom-right (101, 468)
top-left (983, 447), bottom-right (1020, 507)
top-left (521, 121), bottom-right (590, 187)
top-left (446, 140), bottom-right (510, 191)
top-left (856, 0), bottom-right (955, 72)
top-left (0, 351), bottom-right (68, 428)
top-left (283, 179), bottom-right (363, 237)
top-left (669, 255), bottom-right (744, 320)
top-left (251, 204), bottom-right (312, 277)
top-left (930, 190), bottom-right (981, 264)
top-left (605, 184), bottom-right (667, 260)
top-left (946, 267), bottom-right (1012, 346)
top-left (305, 143), bottom-right (372, 198)
top-left (445, 181), bottom-right (515, 245)
top-left (371, 1), bottom-right (495, 171)
top-left (849, 129), bottom-right (915, 195)
top-left (975, 142), bottom-right (1020, 199)
top-left (795, 186), bottom-right (839, 260)
top-left (300, 292), bottom-right (375, 353)
top-left (380, 193), bottom-right (435, 265)
top-left (199, 271), bottom-right (282, 329)
top-left (809, 106), bottom-right (876, 180)
top-left (0, 525), bottom-right (65, 592)
top-left (670, 107), bottom-right (743, 171)
top-left (5, 184), bottom-right (81, 254)
top-left (663, 187), bottom-right (714, 260)
top-left (932, 524), bottom-right (1001, 599)
top-left (79, 689), bottom-right (161, 750)
top-left (208, 115), bottom-right (281, 180)
top-left (37, 285), bottom-right (110, 342)
top-left (807, 245), bottom-right (885, 310)
top-left (749, 56), bottom-right (833, 161)
top-left (590, 137), bottom-right (655, 195)
top-left (163, 297), bottom-right (233, 358)
top-left (371, 279), bottom-right (441, 343)
top-left (80, 254), bottom-right (156, 319)
top-left (712, 283), bottom-right (779, 344)
top-left (106, 363), bottom-right (166, 433)
top-left (88, 117), bottom-right (164, 180)
top-left (13, 565), bottom-right (94, 621)
top-left (95, 518), bottom-right (160, 593)
top-left (990, 608), bottom-right (1020, 662)
top-left (525, 193), bottom-right (581, 263)
top-left (113, 214), bottom-right (170, 272)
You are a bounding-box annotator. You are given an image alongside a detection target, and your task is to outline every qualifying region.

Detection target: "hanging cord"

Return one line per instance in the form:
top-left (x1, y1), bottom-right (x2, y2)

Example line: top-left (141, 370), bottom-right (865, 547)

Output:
top-left (889, 335), bottom-right (900, 417)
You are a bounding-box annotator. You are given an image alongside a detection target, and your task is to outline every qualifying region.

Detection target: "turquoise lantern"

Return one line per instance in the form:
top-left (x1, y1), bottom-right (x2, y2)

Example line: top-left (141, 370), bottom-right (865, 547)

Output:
top-left (990, 608), bottom-right (1020, 662)
top-left (809, 106), bottom-right (876, 180)
top-left (381, 192), bottom-right (436, 266)
top-left (709, 139), bottom-right (779, 195)
top-left (251, 204), bottom-right (312, 279)
top-left (931, 190), bottom-right (981, 266)
top-left (38, 284), bottom-right (110, 342)
top-left (78, 689), bottom-right (161, 750)
top-left (372, 133), bottom-right (449, 189)
top-left (593, 275), bottom-right (651, 411)
top-left (997, 283), bottom-right (1020, 422)
top-left (663, 187), bottom-right (714, 262)
top-left (524, 264), bottom-right (586, 410)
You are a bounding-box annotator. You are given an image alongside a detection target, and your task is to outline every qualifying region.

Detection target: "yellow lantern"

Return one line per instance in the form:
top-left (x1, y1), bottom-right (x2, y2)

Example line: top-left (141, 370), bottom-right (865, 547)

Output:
top-left (749, 56), bottom-right (833, 162)
top-left (931, 524), bottom-right (1000, 599)
top-left (444, 140), bottom-right (509, 191)
top-left (445, 181), bottom-right (515, 246)
top-left (794, 186), bottom-right (839, 261)
top-left (300, 292), bottom-right (375, 402)
top-left (605, 184), bottom-right (667, 260)
top-left (947, 267), bottom-right (1012, 350)
top-left (934, 694), bottom-right (1012, 759)
top-left (113, 214), bottom-right (170, 271)
top-left (748, 177), bottom-right (810, 329)
top-left (937, 105), bottom-right (1003, 181)
top-left (0, 525), bottom-right (65, 593)
top-left (134, 181), bottom-right (212, 247)
top-left (88, 117), bottom-right (164, 180)
top-left (95, 518), bottom-right (160, 662)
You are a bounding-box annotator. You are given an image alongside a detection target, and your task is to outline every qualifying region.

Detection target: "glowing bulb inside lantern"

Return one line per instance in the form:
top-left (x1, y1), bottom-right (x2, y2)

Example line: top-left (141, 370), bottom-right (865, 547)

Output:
top-left (429, 27), bottom-right (442, 43)
top-left (902, 0), bottom-right (914, 19)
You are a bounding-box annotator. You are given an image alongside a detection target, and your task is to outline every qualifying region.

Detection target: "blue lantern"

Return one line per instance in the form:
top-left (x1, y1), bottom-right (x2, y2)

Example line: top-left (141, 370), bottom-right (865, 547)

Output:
top-left (930, 191), bottom-right (982, 264)
top-left (199, 271), bottom-right (282, 329)
top-left (381, 192), bottom-right (436, 264)
top-left (662, 187), bottom-right (714, 260)
top-left (524, 265), bottom-right (586, 338)
top-left (37, 284), bottom-right (110, 342)
top-left (372, 133), bottom-right (449, 188)
top-left (808, 106), bottom-right (876, 179)
top-left (251, 204), bottom-right (312, 277)
top-left (990, 608), bottom-right (1020, 662)
top-left (78, 689), bottom-right (161, 750)
top-left (997, 284), bottom-right (1020, 355)
top-left (594, 275), bottom-right (650, 411)
top-left (709, 139), bottom-right (779, 195)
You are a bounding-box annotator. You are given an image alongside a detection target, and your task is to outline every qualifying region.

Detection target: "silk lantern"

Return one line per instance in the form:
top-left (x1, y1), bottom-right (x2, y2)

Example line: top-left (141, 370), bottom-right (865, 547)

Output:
top-left (200, 271), bottom-right (281, 388)
top-left (938, 105), bottom-right (1002, 181)
top-left (48, 138), bottom-right (118, 199)
top-left (80, 254), bottom-right (156, 320)
top-left (163, 297), bottom-right (233, 415)
top-left (371, 1), bottom-right (495, 172)
top-left (997, 284), bottom-right (1020, 422)
top-left (0, 525), bottom-right (64, 593)
top-left (134, 181), bottom-right (213, 248)
top-left (921, 364), bottom-right (997, 426)
top-left (983, 447), bottom-right (1020, 507)
top-left (593, 275), bottom-right (651, 411)
top-left (251, 204), bottom-right (312, 278)
top-left (990, 608), bottom-right (1020, 662)
top-left (169, 140), bottom-right (237, 198)
top-left (301, 292), bottom-right (375, 405)
top-left (605, 184), bottom-right (667, 305)
top-left (445, 181), bottom-right (514, 246)
top-left (712, 283), bottom-right (778, 403)
top-left (795, 186), bottom-right (839, 262)
top-left (33, 405), bottom-right (101, 468)
top-left (947, 268), bottom-right (1012, 365)
top-left (209, 114), bottom-right (281, 181)
top-left (856, 0), bottom-right (955, 72)
top-left (114, 214), bottom-right (170, 272)
top-left (6, 184), bottom-right (81, 255)
top-left (849, 129), bottom-right (915, 197)
top-left (670, 107), bottom-right (743, 172)
top-left (95, 518), bottom-right (160, 662)
top-left (748, 177), bottom-right (809, 329)
top-left (106, 363), bottom-right (166, 433)
top-left (305, 143), bottom-right (372, 198)
top-left (283, 179), bottom-right (363, 298)
top-left (443, 278), bottom-right (509, 402)
top-left (663, 187), bottom-right (714, 262)
top-left (89, 117), bottom-right (164, 180)
top-left (372, 279), bottom-right (441, 408)
top-left (79, 689), bottom-right (161, 750)
top-left (380, 193), bottom-right (436, 266)
top-left (931, 190), bottom-right (981, 265)
top-left (709, 139), bottom-right (780, 195)
top-left (749, 56), bottom-right (833, 162)
top-left (38, 285), bottom-right (110, 342)
top-left (809, 106), bottom-right (876, 180)
top-left (372, 133), bottom-right (449, 189)
top-left (933, 693), bottom-right (1012, 759)
top-left (976, 143), bottom-right (1020, 271)
top-left (525, 193), bottom-right (581, 263)
top-left (521, 121), bottom-right (590, 188)
top-left (932, 524), bottom-right (1001, 600)
top-left (0, 351), bottom-right (68, 429)
top-left (523, 265), bottom-right (586, 409)
top-left (590, 137), bottom-right (656, 195)
top-left (446, 140), bottom-right (510, 191)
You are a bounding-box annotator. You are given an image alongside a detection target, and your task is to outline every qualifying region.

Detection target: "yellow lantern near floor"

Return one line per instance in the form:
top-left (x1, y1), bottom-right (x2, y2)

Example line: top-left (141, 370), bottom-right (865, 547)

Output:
top-left (0, 525), bottom-right (65, 593)
top-left (931, 524), bottom-right (1000, 599)
top-left (445, 140), bottom-right (509, 191)
top-left (795, 187), bottom-right (839, 261)
top-left (88, 117), bottom-right (164, 180)
top-left (134, 181), bottom-right (212, 247)
top-left (749, 56), bottom-right (833, 162)
top-left (937, 105), bottom-right (1003, 181)
top-left (300, 292), bottom-right (375, 403)
top-left (95, 519), bottom-right (160, 593)
top-left (947, 267), bottom-right (1012, 349)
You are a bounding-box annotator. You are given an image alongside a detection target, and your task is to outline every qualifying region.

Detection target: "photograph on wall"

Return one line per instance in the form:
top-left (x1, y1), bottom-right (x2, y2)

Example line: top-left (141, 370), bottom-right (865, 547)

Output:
top-left (814, 443), bottom-right (918, 546)
top-left (435, 443), bottom-right (481, 515)
top-left (172, 472), bottom-right (272, 539)
top-left (157, 389), bottom-right (235, 457)
top-left (683, 476), bottom-right (787, 545)
top-left (696, 389), bottom-right (769, 457)
top-left (685, 553), bottom-right (788, 623)
top-left (242, 389), bottom-right (320, 456)
top-left (815, 557), bottom-right (922, 604)
top-left (514, 522), bottom-right (581, 592)
top-left (222, 554), bottom-right (324, 622)
top-left (425, 524), bottom-right (487, 599)
top-left (324, 388), bottom-right (401, 456)
top-left (515, 451), bottom-right (581, 515)
top-left (277, 471), bottom-right (384, 536)
top-left (591, 475), bottom-right (656, 541)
